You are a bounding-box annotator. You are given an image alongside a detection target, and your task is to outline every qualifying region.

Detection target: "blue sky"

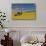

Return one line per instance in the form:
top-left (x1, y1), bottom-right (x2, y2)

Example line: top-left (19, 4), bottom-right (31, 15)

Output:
top-left (12, 4), bottom-right (36, 12)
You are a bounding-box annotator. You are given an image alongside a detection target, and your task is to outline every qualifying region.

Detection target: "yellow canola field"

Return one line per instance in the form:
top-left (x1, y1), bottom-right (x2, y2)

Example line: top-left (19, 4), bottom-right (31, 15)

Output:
top-left (11, 11), bottom-right (36, 20)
